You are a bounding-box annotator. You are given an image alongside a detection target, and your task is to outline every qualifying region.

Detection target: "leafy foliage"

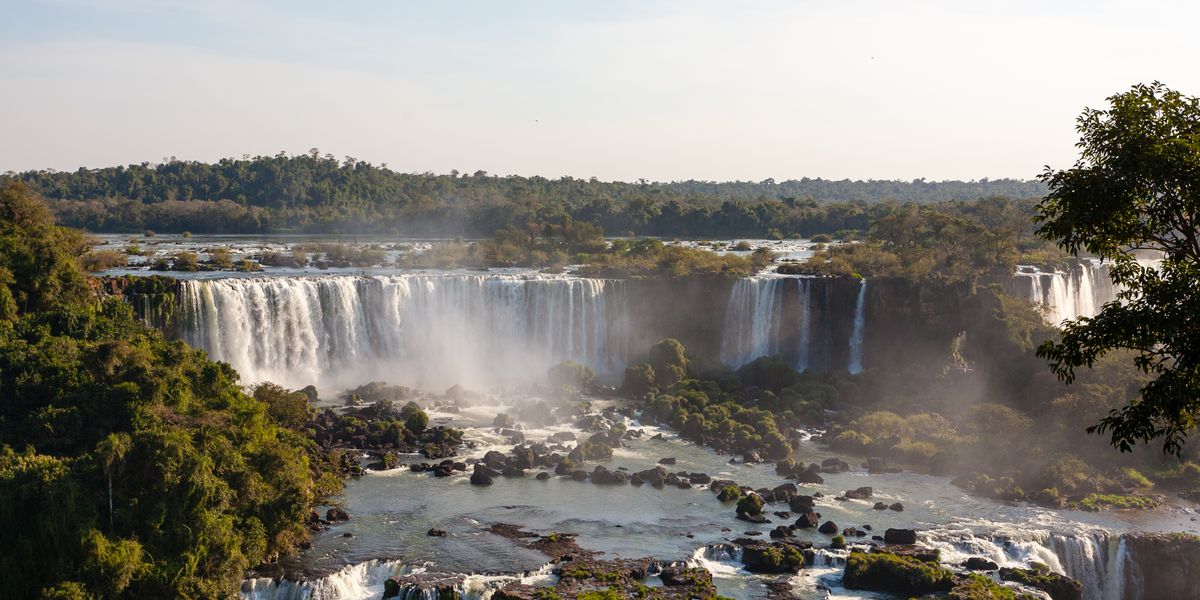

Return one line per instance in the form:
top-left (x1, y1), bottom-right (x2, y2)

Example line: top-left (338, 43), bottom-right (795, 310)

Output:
top-left (1035, 83), bottom-right (1200, 454)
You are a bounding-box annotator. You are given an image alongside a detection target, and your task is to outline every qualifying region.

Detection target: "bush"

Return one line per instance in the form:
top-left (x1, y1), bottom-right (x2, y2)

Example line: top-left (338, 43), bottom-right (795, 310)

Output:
top-left (79, 250), bottom-right (127, 272)
top-left (548, 361), bottom-right (595, 390)
top-left (736, 493), bottom-right (764, 516)
top-left (843, 552), bottom-right (954, 595)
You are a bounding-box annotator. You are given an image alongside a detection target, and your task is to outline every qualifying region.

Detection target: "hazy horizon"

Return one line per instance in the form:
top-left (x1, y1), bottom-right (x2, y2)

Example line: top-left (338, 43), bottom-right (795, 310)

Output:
top-left (4, 0), bottom-right (1198, 181)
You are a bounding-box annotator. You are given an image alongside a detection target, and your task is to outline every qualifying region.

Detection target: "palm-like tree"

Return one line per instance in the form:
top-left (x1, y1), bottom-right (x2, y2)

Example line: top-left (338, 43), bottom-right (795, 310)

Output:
top-left (96, 433), bottom-right (132, 533)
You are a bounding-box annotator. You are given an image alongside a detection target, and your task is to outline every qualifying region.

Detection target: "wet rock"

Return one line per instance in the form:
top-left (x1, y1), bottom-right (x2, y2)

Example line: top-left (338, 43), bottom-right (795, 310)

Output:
top-left (509, 446), bottom-right (535, 469)
top-left (502, 466), bottom-right (526, 478)
top-left (326, 507), bottom-right (349, 522)
top-left (773, 511), bottom-right (792, 519)
top-left (821, 457), bottom-right (850, 472)
top-left (844, 486), bottom-right (873, 500)
top-left (964, 557), bottom-right (999, 570)
top-left (867, 457), bottom-right (887, 474)
top-left (743, 450), bottom-right (762, 463)
top-left (570, 469), bottom-right (588, 481)
top-left (873, 502), bottom-right (888, 510)
top-left (889, 502), bottom-right (904, 512)
top-left (773, 483), bottom-right (798, 499)
top-left (818, 521), bottom-right (839, 535)
top-left (794, 511), bottom-right (820, 529)
top-left (535, 472), bottom-right (550, 480)
top-left (999, 567), bottom-right (1083, 600)
top-left (501, 429), bottom-right (525, 444)
top-left (432, 465), bottom-right (453, 477)
top-left (659, 565), bottom-right (713, 587)
top-left (737, 513), bottom-right (771, 524)
top-left (590, 465), bottom-right (628, 485)
top-left (650, 433), bottom-right (664, 440)
top-left (689, 472), bottom-right (711, 485)
top-left (493, 413), bottom-right (514, 428)
top-left (883, 528), bottom-right (918, 545)
top-left (470, 464), bottom-right (495, 485)
top-left (341, 532), bottom-right (353, 538)
top-left (675, 480), bottom-right (691, 489)
top-left (769, 526), bottom-right (792, 539)
top-left (792, 467), bottom-right (824, 484)
top-left (788, 495), bottom-right (815, 513)
top-left (740, 540), bottom-right (806, 573)
top-left (482, 450), bottom-right (508, 470)
top-left (427, 528), bottom-right (447, 537)
top-left (658, 457), bottom-right (677, 465)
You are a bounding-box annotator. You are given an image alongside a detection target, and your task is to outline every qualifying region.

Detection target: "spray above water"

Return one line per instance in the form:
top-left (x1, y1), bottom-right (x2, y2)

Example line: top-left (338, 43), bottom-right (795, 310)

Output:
top-left (179, 274), bottom-right (630, 392)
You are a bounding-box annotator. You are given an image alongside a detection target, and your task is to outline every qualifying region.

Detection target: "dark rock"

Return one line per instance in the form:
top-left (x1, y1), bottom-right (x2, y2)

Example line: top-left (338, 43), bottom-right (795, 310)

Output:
top-left (773, 483), bottom-right (798, 499)
top-left (326, 507), bottom-right (349, 522)
top-left (571, 469), bottom-right (588, 481)
top-left (470, 464), bottom-right (495, 485)
top-left (821, 457), bottom-right (851, 472)
top-left (658, 457), bottom-right (677, 465)
top-left (502, 466), bottom-right (526, 478)
top-left (818, 521), bottom-right (839, 534)
top-left (792, 467), bottom-right (824, 484)
top-left (999, 567), bottom-right (1083, 600)
top-left (844, 486), bottom-right (873, 500)
top-left (773, 511), bottom-right (792, 519)
top-left (427, 528), bottom-right (447, 537)
top-left (769, 526), bottom-right (792, 539)
top-left (737, 513), bottom-right (771, 524)
top-left (743, 450), bottom-right (762, 463)
top-left (794, 511), bottom-right (820, 528)
top-left (659, 566), bottom-right (713, 587)
top-left (740, 540), bottom-right (806, 573)
top-left (889, 502), bottom-right (904, 512)
top-left (873, 502), bottom-right (888, 510)
top-left (964, 557), bottom-right (999, 570)
top-left (788, 495), bottom-right (815, 513)
top-left (341, 532), bottom-right (353, 538)
top-left (501, 429), bottom-right (525, 444)
top-left (867, 457), bottom-right (887, 474)
top-left (535, 472), bottom-right (550, 480)
top-left (884, 528), bottom-right (918, 545)
top-left (689, 473), bottom-right (711, 485)
top-left (482, 450), bottom-right (508, 470)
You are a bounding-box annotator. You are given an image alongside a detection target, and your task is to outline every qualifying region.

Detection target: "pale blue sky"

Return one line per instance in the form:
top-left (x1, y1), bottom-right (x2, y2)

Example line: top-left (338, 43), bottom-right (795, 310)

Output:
top-left (2, 0), bottom-right (1197, 180)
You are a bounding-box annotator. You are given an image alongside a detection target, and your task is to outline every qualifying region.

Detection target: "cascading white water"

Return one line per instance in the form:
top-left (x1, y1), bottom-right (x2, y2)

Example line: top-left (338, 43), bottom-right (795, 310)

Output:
top-left (719, 277), bottom-right (783, 369)
top-left (846, 279), bottom-right (866, 374)
top-left (795, 278), bottom-right (812, 373)
top-left (1013, 260), bottom-right (1116, 325)
top-left (179, 274), bottom-right (630, 391)
top-left (241, 559), bottom-right (411, 600)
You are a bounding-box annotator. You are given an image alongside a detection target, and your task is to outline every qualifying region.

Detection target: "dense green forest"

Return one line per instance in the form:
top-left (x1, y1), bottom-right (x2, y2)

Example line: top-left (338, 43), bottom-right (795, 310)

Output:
top-left (2, 153), bottom-right (1045, 236)
top-left (0, 182), bottom-right (326, 599)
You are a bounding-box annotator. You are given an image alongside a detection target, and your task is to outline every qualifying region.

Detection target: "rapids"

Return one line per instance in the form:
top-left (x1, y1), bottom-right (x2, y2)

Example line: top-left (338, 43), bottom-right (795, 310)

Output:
top-left (244, 395), bottom-right (1196, 600)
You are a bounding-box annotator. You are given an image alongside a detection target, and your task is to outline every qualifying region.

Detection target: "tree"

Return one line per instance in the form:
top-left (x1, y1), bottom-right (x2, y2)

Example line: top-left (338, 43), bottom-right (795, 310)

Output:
top-left (1035, 82), bottom-right (1200, 455)
top-left (95, 433), bottom-right (131, 533)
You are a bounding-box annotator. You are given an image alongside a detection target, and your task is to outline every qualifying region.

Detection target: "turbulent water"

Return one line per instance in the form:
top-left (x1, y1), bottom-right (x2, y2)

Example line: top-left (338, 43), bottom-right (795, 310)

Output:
top-left (1012, 260), bottom-right (1117, 325)
top-left (178, 274), bottom-right (630, 391)
top-left (238, 395), bottom-right (1192, 600)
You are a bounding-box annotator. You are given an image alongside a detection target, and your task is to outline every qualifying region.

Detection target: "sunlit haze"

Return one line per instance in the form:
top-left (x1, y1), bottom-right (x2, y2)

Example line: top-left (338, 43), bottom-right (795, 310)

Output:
top-left (3, 0), bottom-right (1198, 180)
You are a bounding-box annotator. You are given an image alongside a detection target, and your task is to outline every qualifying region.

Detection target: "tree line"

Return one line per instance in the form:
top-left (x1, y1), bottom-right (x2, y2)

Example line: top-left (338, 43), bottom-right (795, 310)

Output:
top-left (3, 152), bottom-right (1045, 236)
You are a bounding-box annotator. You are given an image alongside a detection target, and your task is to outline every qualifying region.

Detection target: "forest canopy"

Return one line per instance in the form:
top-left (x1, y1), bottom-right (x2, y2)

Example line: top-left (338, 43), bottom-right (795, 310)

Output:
top-left (2, 153), bottom-right (1045, 236)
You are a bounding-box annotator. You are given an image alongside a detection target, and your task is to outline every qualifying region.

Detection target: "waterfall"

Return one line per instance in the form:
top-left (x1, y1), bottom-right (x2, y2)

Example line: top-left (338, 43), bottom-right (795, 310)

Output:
top-left (795, 278), bottom-right (812, 372)
top-left (1013, 260), bottom-right (1116, 325)
top-left (846, 279), bottom-right (866, 374)
top-left (719, 277), bottom-right (783, 369)
top-left (178, 274), bottom-right (630, 391)
top-left (240, 559), bottom-right (409, 600)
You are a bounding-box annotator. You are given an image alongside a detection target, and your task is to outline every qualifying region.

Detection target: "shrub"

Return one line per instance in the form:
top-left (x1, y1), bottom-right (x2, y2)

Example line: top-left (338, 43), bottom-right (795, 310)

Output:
top-left (736, 493), bottom-right (764, 516)
top-left (79, 250), bottom-right (127, 272)
top-left (842, 552), bottom-right (954, 595)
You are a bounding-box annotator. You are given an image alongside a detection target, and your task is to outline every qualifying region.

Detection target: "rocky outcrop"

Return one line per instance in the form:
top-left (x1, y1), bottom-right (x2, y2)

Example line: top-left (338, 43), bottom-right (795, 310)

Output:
top-left (1122, 532), bottom-right (1200, 600)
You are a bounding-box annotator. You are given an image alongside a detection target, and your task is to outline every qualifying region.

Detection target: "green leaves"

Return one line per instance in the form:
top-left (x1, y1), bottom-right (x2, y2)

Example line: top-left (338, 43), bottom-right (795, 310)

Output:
top-left (1036, 83), bottom-right (1200, 455)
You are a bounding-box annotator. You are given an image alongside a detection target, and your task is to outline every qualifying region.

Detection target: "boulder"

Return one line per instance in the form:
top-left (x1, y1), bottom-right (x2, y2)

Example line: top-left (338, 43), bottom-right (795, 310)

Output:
top-left (535, 472), bottom-right (551, 480)
top-left (570, 469), bottom-right (588, 481)
top-left (821, 457), bottom-right (851, 472)
top-left (740, 541), bottom-right (805, 574)
top-left (482, 450), bottom-right (508, 470)
top-left (427, 528), bottom-right (447, 537)
top-left (964, 557), bottom-right (999, 571)
top-left (547, 431), bottom-right (576, 443)
top-left (867, 457), bottom-right (887, 474)
top-left (792, 467), bottom-right (825, 484)
top-left (326, 507), bottom-right (349, 522)
top-left (794, 511), bottom-right (820, 529)
top-left (844, 486), bottom-right (873, 500)
top-left (659, 566), bottom-right (713, 587)
top-left (818, 521), bottom-right (839, 535)
top-left (689, 473), bottom-right (712, 485)
top-left (788, 495), bottom-right (815, 513)
top-left (658, 457), bottom-right (677, 465)
top-left (999, 567), bottom-right (1083, 600)
top-left (884, 528), bottom-right (918, 545)
top-left (873, 502), bottom-right (888, 510)
top-left (889, 502), bottom-right (904, 512)
top-left (773, 483), bottom-right (798, 499)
